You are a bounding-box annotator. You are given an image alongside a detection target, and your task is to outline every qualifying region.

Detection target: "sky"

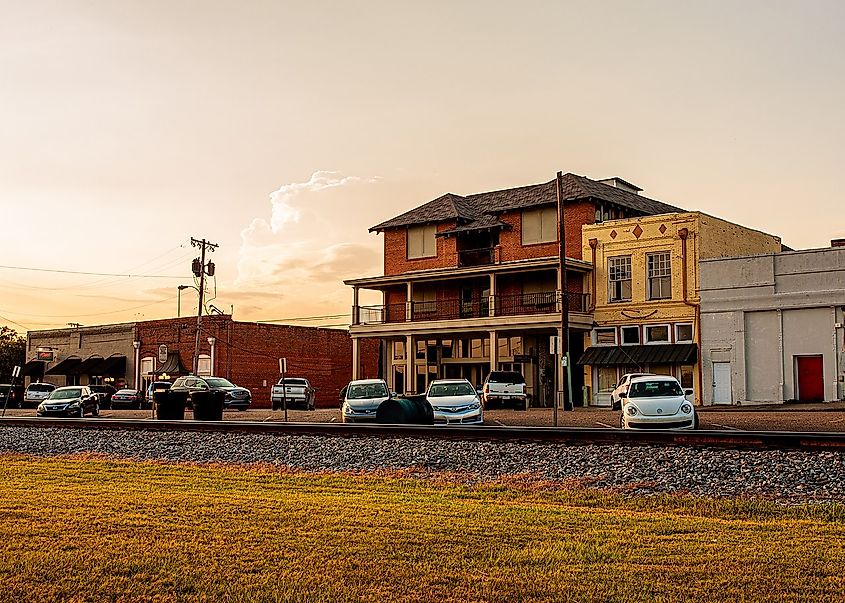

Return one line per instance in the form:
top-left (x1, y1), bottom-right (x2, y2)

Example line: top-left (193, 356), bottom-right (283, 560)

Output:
top-left (2, 0), bottom-right (844, 333)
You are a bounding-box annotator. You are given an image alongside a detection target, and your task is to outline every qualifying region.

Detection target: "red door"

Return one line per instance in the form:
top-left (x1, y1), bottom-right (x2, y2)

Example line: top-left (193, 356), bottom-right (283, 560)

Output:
top-left (796, 356), bottom-right (824, 402)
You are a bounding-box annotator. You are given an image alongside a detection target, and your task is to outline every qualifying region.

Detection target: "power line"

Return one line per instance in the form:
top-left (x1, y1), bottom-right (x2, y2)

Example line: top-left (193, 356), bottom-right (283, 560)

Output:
top-left (0, 264), bottom-right (187, 279)
top-left (0, 295), bottom-right (177, 319)
top-left (0, 313), bottom-right (30, 332)
top-left (258, 313), bottom-right (348, 323)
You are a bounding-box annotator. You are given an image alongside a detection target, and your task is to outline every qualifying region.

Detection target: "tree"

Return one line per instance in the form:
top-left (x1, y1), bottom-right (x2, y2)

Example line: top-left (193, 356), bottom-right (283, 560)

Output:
top-left (0, 326), bottom-right (26, 382)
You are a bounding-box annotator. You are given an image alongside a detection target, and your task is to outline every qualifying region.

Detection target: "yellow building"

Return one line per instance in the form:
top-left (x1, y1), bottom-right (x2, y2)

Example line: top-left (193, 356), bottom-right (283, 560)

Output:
top-left (579, 212), bottom-right (782, 406)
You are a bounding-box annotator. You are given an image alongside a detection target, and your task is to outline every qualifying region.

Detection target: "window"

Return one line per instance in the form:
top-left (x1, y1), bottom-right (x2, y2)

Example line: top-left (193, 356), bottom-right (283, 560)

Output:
top-left (680, 365), bottom-right (694, 389)
top-left (441, 339), bottom-right (453, 359)
top-left (644, 324), bottom-right (670, 344)
top-left (647, 252), bottom-right (672, 300)
top-left (608, 256), bottom-right (632, 302)
top-left (197, 354), bottom-right (211, 376)
top-left (140, 357), bottom-right (155, 377)
top-left (620, 326), bottom-right (640, 345)
top-left (413, 289), bottom-right (437, 314)
top-left (407, 224), bottom-right (436, 259)
top-left (594, 328), bottom-right (617, 345)
top-left (393, 340), bottom-right (405, 361)
top-left (675, 323), bottom-right (694, 343)
top-left (521, 207), bottom-right (557, 245)
top-left (597, 367), bottom-right (618, 393)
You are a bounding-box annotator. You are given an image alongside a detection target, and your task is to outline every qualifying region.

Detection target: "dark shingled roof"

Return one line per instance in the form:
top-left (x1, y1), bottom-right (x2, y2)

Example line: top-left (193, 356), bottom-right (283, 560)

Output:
top-left (370, 173), bottom-right (684, 232)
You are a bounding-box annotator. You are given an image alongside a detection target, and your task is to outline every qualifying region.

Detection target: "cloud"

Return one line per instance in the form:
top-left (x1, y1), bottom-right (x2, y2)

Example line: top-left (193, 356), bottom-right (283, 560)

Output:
top-left (235, 171), bottom-right (382, 319)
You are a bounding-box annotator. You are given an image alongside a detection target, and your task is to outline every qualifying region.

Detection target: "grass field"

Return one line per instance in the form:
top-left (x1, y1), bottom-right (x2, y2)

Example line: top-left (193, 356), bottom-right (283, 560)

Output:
top-left (1, 455), bottom-right (844, 602)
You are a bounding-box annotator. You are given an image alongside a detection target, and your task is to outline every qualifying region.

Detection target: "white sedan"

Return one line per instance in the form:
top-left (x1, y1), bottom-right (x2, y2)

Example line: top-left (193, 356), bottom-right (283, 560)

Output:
top-left (425, 379), bottom-right (483, 425)
top-left (620, 376), bottom-right (698, 430)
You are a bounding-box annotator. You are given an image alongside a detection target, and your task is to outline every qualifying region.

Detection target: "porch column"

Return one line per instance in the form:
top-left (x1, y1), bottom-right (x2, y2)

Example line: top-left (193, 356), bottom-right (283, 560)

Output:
top-left (405, 334), bottom-right (414, 393)
top-left (351, 337), bottom-right (360, 380)
top-left (556, 326), bottom-right (565, 411)
top-left (352, 286), bottom-right (360, 325)
top-left (489, 273), bottom-right (496, 317)
top-left (490, 330), bottom-right (498, 373)
top-left (406, 281), bottom-right (413, 322)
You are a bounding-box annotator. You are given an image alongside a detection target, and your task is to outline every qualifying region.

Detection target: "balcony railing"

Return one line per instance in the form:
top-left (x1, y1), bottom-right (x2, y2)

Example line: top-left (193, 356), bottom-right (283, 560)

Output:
top-left (354, 291), bottom-right (590, 325)
top-left (458, 247), bottom-right (494, 267)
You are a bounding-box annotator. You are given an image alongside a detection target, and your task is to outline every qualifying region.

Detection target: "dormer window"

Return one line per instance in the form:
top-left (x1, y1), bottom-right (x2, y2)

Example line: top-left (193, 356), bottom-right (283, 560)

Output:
top-left (407, 225), bottom-right (436, 259)
top-left (522, 207), bottom-right (557, 245)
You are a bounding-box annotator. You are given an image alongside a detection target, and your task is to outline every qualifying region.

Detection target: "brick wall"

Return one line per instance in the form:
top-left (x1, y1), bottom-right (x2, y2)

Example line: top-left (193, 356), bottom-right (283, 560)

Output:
top-left (136, 316), bottom-right (378, 409)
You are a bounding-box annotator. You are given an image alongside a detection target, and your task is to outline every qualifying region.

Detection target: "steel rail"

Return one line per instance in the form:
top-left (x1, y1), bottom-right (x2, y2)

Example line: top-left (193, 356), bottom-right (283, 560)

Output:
top-left (1, 417), bottom-right (845, 450)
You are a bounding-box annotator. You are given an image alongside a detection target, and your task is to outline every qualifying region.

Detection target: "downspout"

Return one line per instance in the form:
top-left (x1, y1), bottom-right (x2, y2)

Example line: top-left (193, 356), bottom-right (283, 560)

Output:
top-left (588, 238), bottom-right (598, 312)
top-left (678, 228), bottom-right (704, 406)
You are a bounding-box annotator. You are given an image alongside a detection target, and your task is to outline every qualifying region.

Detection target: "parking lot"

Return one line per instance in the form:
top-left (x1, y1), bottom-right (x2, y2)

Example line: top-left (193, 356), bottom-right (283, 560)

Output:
top-left (3, 404), bottom-right (845, 431)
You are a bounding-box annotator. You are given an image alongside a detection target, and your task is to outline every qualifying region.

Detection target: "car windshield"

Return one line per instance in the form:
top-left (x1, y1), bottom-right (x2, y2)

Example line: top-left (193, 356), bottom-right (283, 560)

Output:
top-left (28, 384), bottom-right (54, 392)
top-left (115, 389), bottom-right (136, 395)
top-left (280, 379), bottom-right (307, 386)
top-left (49, 388), bottom-right (83, 400)
top-left (428, 382), bottom-right (476, 397)
top-left (487, 372), bottom-right (525, 384)
top-left (629, 380), bottom-right (683, 398)
top-left (204, 378), bottom-right (235, 388)
top-left (347, 383), bottom-right (388, 399)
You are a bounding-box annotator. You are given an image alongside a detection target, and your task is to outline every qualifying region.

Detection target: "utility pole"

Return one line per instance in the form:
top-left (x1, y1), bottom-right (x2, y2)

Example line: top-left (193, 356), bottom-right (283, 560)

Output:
top-left (555, 172), bottom-right (573, 424)
top-left (191, 237), bottom-right (218, 375)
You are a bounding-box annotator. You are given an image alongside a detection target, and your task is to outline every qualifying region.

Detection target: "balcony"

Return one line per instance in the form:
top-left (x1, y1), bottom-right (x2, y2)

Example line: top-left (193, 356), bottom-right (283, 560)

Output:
top-left (458, 247), bottom-right (494, 267)
top-left (354, 291), bottom-right (590, 325)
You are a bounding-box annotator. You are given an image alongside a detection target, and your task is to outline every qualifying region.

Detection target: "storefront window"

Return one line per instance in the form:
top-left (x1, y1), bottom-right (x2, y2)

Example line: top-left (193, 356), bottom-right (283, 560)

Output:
top-left (471, 339), bottom-right (483, 358)
top-left (650, 364), bottom-right (673, 376)
top-left (680, 365), bottom-right (694, 389)
top-left (510, 336), bottom-right (523, 355)
top-left (597, 367), bottom-right (617, 393)
top-left (498, 337), bottom-right (509, 358)
top-left (441, 340), bottom-right (453, 359)
top-left (416, 341), bottom-right (426, 360)
top-left (394, 340), bottom-right (405, 361)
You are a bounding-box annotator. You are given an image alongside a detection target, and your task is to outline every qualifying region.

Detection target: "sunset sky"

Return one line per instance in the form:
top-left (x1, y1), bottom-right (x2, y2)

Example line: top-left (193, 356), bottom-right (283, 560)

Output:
top-left (2, 0), bottom-right (844, 333)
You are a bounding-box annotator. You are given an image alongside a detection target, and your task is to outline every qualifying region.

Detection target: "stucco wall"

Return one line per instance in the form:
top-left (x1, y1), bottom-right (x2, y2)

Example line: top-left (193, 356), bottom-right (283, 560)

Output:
top-left (698, 213), bottom-right (782, 260)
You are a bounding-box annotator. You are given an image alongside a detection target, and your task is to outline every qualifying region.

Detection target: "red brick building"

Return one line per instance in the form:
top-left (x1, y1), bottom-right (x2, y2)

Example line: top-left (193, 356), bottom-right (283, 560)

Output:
top-left (346, 174), bottom-right (683, 406)
top-left (27, 316), bottom-right (379, 409)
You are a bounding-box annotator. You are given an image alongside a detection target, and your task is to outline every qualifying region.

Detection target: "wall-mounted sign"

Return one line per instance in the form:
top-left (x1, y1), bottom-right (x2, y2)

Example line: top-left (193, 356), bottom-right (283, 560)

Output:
top-left (36, 349), bottom-right (54, 362)
top-left (513, 354), bottom-right (533, 363)
top-left (158, 344), bottom-right (168, 364)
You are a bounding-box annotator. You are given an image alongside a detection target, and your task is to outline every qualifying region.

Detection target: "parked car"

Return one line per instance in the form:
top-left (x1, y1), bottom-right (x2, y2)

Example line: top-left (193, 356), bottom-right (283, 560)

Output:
top-left (0, 384), bottom-right (24, 408)
top-left (620, 376), bottom-right (697, 430)
top-left (481, 371), bottom-right (528, 410)
top-left (425, 379), bottom-right (483, 425)
top-left (110, 388), bottom-right (145, 409)
top-left (36, 386), bottom-right (99, 418)
top-left (341, 379), bottom-right (390, 423)
top-left (24, 382), bottom-right (56, 407)
top-left (146, 381), bottom-right (172, 406)
top-left (610, 373), bottom-right (655, 411)
top-left (169, 376), bottom-right (252, 411)
top-left (89, 384), bottom-right (117, 409)
top-left (271, 377), bottom-right (316, 411)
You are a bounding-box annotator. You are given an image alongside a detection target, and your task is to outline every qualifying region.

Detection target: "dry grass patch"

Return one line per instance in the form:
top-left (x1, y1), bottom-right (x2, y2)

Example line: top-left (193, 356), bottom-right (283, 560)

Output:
top-left (0, 454), bottom-right (843, 602)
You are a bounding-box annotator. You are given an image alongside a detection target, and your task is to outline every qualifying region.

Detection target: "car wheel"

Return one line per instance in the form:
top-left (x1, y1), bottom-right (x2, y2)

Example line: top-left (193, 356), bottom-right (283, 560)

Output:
top-left (619, 413), bottom-right (625, 429)
top-left (78, 406), bottom-right (85, 418)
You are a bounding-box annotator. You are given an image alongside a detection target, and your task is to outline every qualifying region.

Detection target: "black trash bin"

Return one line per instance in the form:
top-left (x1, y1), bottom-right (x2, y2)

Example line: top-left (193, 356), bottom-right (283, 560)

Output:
top-left (155, 390), bottom-right (186, 421)
top-left (376, 395), bottom-right (433, 425)
top-left (192, 389), bottom-right (225, 421)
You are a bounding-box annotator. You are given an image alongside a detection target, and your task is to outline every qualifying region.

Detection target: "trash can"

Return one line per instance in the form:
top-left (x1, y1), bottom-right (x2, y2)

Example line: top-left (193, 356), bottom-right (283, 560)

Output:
top-left (192, 389), bottom-right (224, 421)
top-left (155, 390), bottom-right (186, 421)
top-left (376, 395), bottom-right (433, 425)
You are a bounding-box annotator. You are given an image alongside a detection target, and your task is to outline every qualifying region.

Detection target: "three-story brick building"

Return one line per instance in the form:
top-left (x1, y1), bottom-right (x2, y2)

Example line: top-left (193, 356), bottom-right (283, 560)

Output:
top-left (346, 173), bottom-right (683, 406)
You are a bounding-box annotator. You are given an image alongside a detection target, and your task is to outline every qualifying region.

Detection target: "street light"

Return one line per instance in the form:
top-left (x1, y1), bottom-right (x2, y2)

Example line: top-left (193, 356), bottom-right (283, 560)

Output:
top-left (177, 285), bottom-right (198, 318)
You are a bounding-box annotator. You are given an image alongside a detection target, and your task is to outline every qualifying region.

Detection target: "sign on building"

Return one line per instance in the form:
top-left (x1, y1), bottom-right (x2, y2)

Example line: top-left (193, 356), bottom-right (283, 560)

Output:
top-left (36, 349), bottom-right (54, 362)
top-left (158, 344), bottom-right (168, 364)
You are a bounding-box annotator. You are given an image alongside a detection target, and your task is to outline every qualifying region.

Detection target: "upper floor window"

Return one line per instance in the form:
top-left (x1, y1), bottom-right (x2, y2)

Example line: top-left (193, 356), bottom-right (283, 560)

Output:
top-left (522, 207), bottom-right (557, 245)
top-left (407, 225), bottom-right (436, 259)
top-left (675, 323), bottom-right (694, 343)
top-left (197, 354), bottom-right (211, 376)
top-left (608, 256), bottom-right (632, 302)
top-left (647, 252), bottom-right (672, 300)
top-left (593, 328), bottom-right (617, 346)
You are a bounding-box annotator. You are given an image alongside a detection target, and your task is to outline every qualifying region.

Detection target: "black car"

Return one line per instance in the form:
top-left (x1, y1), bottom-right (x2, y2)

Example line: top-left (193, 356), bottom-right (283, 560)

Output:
top-left (89, 384), bottom-right (117, 409)
top-left (110, 388), bottom-right (145, 409)
top-left (36, 386), bottom-right (100, 417)
top-left (169, 376), bottom-right (252, 411)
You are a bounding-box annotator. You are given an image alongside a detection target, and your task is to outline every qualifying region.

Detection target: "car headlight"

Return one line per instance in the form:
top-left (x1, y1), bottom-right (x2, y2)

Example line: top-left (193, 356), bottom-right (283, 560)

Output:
top-left (469, 402), bottom-right (481, 410)
top-left (680, 403), bottom-right (692, 414)
top-left (625, 406), bottom-right (639, 416)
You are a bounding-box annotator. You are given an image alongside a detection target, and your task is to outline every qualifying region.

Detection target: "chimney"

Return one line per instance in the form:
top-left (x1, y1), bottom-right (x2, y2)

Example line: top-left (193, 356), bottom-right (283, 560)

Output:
top-left (832, 238), bottom-right (845, 248)
top-left (597, 177), bottom-right (642, 195)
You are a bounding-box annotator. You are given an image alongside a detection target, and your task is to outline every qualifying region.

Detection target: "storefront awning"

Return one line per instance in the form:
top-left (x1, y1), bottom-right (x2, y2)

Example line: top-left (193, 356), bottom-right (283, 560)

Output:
top-left (68, 355), bottom-right (104, 376)
top-left (22, 360), bottom-right (46, 377)
top-left (578, 344), bottom-right (698, 367)
top-left (155, 352), bottom-right (188, 376)
top-left (93, 355), bottom-right (127, 376)
top-left (45, 356), bottom-right (82, 375)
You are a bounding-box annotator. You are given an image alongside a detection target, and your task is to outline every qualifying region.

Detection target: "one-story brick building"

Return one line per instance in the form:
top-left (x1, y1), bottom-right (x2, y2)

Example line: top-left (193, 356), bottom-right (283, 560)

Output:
top-left (26, 315), bottom-right (380, 408)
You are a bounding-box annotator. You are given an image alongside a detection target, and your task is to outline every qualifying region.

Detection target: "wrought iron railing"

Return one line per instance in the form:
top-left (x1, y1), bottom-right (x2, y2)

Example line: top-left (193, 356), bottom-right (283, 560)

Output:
top-left (458, 247), bottom-right (494, 267)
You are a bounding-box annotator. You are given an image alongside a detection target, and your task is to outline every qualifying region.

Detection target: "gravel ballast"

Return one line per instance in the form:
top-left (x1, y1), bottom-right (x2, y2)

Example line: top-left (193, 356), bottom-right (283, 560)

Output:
top-left (2, 426), bottom-right (844, 503)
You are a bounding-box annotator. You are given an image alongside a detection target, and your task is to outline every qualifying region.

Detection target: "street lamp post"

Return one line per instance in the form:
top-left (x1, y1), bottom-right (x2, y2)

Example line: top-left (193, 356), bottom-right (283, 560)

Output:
top-left (177, 285), bottom-right (197, 318)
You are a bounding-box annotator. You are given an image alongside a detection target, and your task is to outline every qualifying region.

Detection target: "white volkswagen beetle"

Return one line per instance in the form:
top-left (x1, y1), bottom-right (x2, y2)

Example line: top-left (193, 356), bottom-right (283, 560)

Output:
top-left (620, 375), bottom-right (697, 429)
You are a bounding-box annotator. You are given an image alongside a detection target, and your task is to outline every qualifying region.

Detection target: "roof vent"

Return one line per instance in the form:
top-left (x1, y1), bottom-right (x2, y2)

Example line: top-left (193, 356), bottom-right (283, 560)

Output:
top-left (597, 177), bottom-right (642, 194)
top-left (832, 238), bottom-right (845, 248)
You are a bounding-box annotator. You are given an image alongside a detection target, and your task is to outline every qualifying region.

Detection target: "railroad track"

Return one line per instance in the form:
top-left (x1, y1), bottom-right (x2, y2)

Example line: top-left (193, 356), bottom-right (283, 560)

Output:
top-left (2, 417), bottom-right (845, 451)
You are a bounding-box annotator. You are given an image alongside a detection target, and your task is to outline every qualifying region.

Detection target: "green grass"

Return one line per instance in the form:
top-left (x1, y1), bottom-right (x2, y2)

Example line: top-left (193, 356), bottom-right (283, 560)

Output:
top-left (0, 454), bottom-right (843, 602)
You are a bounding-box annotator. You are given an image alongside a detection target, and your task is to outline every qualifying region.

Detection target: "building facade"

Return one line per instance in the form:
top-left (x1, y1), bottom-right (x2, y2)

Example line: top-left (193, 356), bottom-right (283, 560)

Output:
top-left (700, 245), bottom-right (845, 405)
top-left (347, 173), bottom-right (684, 406)
top-left (26, 317), bottom-right (379, 408)
top-left (579, 212), bottom-right (782, 406)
